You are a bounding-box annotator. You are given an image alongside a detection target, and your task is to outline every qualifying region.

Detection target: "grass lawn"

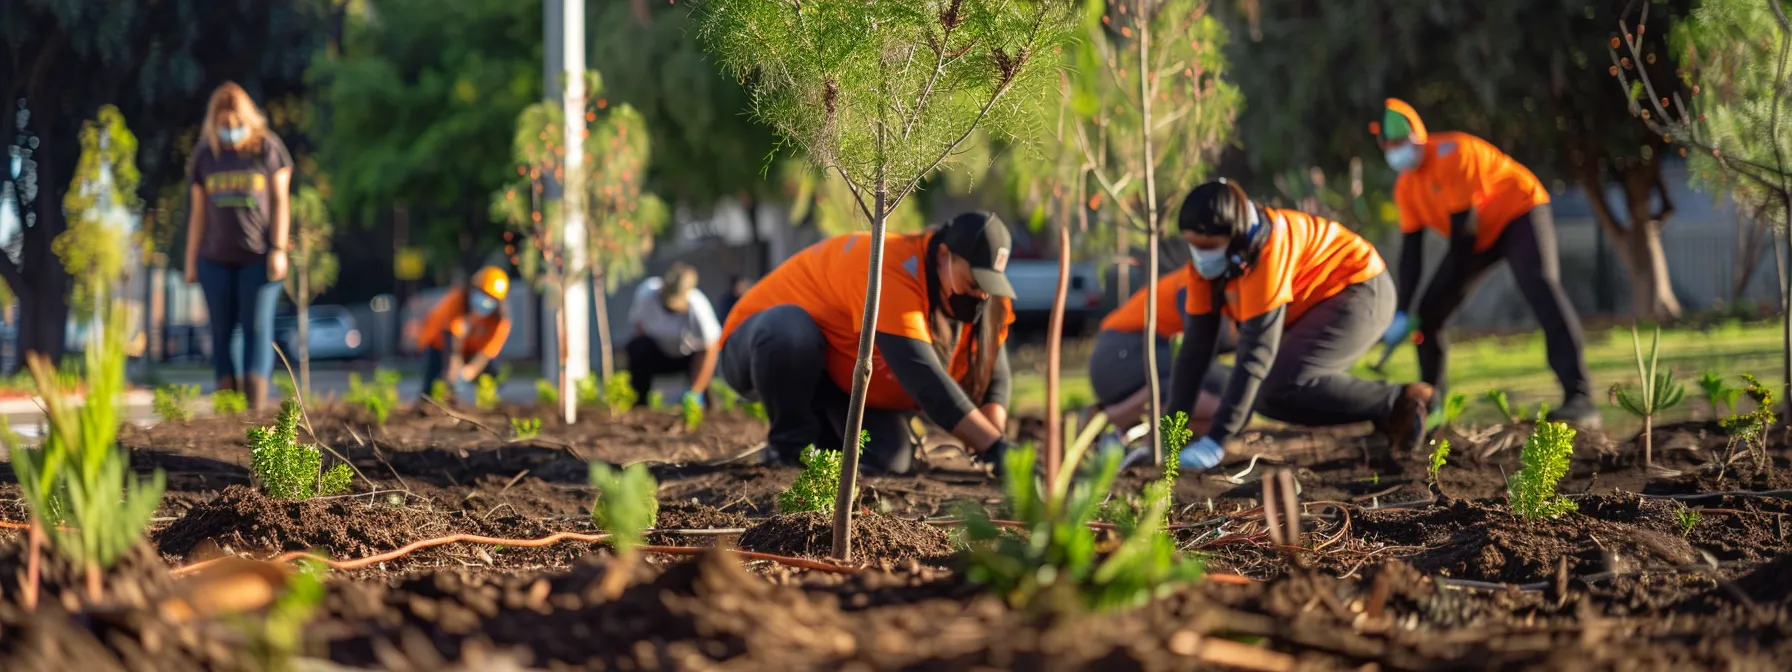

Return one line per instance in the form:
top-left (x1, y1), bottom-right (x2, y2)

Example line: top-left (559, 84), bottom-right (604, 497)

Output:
top-left (1010, 319), bottom-right (1786, 434)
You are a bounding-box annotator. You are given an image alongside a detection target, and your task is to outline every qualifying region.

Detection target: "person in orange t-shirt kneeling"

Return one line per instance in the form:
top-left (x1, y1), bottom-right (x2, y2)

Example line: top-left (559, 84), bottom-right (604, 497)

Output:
top-left (1377, 98), bottom-right (1595, 428)
top-left (718, 213), bottom-right (1018, 476)
top-left (1167, 181), bottom-right (1432, 473)
top-left (1088, 270), bottom-right (1233, 437)
top-left (416, 266), bottom-right (514, 402)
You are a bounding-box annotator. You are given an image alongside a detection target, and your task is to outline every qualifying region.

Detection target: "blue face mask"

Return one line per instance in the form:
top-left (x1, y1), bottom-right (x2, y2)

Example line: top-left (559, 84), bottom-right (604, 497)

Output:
top-left (220, 125), bottom-right (249, 145)
top-left (1384, 143), bottom-right (1422, 173)
top-left (1191, 244), bottom-right (1230, 280)
top-left (469, 291), bottom-right (499, 317)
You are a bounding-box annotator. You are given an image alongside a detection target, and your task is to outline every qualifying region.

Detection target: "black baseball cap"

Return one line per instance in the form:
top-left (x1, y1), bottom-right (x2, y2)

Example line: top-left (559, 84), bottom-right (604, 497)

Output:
top-left (937, 211), bottom-right (1015, 298)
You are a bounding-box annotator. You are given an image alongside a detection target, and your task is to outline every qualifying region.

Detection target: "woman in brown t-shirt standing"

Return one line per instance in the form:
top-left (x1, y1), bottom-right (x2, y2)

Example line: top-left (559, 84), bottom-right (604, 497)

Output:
top-left (182, 82), bottom-right (293, 411)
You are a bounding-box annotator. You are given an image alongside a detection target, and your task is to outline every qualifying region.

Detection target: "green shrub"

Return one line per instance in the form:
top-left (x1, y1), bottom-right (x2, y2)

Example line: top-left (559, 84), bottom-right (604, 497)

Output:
top-left (576, 376), bottom-right (603, 408)
top-left (212, 389), bottom-right (249, 417)
top-left (681, 393), bottom-right (704, 431)
top-left (1719, 374), bottom-right (1777, 470)
top-left (743, 401), bottom-right (768, 422)
top-left (1431, 393), bottom-right (1466, 430)
top-left (777, 431), bottom-right (869, 515)
top-left (1676, 506), bottom-right (1701, 537)
top-left (605, 373), bottom-right (638, 416)
top-left (249, 400), bottom-right (353, 500)
top-left (511, 417), bottom-right (542, 440)
top-left (346, 369), bottom-right (401, 424)
top-left (428, 379), bottom-right (449, 402)
top-left (536, 379), bottom-right (559, 406)
top-left (1697, 370), bottom-right (1742, 416)
top-left (647, 390), bottom-right (665, 411)
top-left (153, 384), bottom-right (199, 423)
top-left (475, 373), bottom-right (501, 411)
top-left (1507, 415), bottom-right (1576, 519)
top-left (589, 462), bottom-right (659, 551)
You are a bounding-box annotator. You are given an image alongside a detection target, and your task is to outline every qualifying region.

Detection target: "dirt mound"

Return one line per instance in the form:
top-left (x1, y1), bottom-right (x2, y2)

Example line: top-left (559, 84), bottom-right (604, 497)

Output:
top-left (0, 541), bottom-right (173, 611)
top-left (1732, 553), bottom-right (1792, 606)
top-left (650, 502), bottom-right (749, 546)
top-left (737, 512), bottom-right (957, 565)
top-left (1354, 496), bottom-right (1698, 584)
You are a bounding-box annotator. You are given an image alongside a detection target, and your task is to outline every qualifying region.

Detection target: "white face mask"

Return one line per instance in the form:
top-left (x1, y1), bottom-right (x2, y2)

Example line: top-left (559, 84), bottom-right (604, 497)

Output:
top-left (220, 125), bottom-right (249, 145)
top-left (1384, 143), bottom-right (1422, 173)
top-left (1190, 244), bottom-right (1230, 280)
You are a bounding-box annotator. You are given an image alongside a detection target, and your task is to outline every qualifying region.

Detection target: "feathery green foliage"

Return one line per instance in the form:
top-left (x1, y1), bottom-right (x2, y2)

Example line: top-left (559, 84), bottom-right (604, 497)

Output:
top-left (428, 379), bottom-right (450, 402)
top-left (1433, 393), bottom-right (1467, 430)
top-left (605, 373), bottom-right (639, 417)
top-left (1676, 506), bottom-right (1701, 537)
top-left (1719, 374), bottom-right (1777, 470)
top-left (1158, 411), bottom-right (1194, 482)
top-left (576, 376), bottom-right (603, 408)
top-left (475, 373), bottom-right (502, 411)
top-left (1105, 411), bottom-right (1193, 529)
top-left (778, 430), bottom-right (868, 515)
top-left (962, 442), bottom-right (1202, 613)
top-left (1507, 414), bottom-right (1577, 519)
top-left (743, 401), bottom-right (768, 423)
top-left (510, 417), bottom-right (542, 440)
top-left (536, 379), bottom-right (559, 406)
top-left (1697, 370), bottom-right (1742, 417)
top-left (1484, 389), bottom-right (1523, 423)
top-left (346, 370), bottom-right (402, 424)
top-left (589, 462), bottom-right (660, 553)
top-left (681, 393), bottom-right (704, 431)
top-left (212, 389), bottom-right (249, 417)
top-left (153, 384), bottom-right (199, 423)
top-left (7, 302), bottom-right (165, 586)
top-left (647, 390), bottom-right (665, 412)
top-left (249, 401), bottom-right (352, 500)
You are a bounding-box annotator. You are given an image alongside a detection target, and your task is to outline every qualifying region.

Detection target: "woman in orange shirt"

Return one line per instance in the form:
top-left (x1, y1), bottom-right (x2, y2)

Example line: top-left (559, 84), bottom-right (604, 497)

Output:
top-left (718, 213), bottom-right (1016, 475)
top-left (1377, 99), bottom-right (1595, 427)
top-left (1168, 181), bottom-right (1432, 472)
top-left (416, 266), bottom-right (513, 401)
top-left (1088, 270), bottom-right (1232, 435)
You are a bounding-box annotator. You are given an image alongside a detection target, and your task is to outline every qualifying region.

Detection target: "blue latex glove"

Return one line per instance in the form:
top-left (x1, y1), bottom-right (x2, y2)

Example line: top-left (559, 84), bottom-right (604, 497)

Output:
top-left (449, 379), bottom-right (476, 403)
top-left (1381, 311), bottom-right (1410, 347)
top-left (682, 390), bottom-right (705, 408)
top-left (1178, 436), bottom-right (1226, 471)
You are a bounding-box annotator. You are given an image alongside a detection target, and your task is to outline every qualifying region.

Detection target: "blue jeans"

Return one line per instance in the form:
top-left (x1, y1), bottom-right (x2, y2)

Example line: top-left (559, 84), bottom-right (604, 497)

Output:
top-left (198, 258), bottom-right (283, 381)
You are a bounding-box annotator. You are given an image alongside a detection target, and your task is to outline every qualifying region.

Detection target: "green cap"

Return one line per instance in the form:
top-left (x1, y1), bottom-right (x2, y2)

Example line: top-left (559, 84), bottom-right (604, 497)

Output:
top-left (1382, 108), bottom-right (1412, 141)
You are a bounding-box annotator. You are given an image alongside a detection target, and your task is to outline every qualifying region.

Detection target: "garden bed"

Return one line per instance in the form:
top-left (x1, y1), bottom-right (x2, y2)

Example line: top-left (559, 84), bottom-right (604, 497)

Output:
top-left (0, 403), bottom-right (1788, 670)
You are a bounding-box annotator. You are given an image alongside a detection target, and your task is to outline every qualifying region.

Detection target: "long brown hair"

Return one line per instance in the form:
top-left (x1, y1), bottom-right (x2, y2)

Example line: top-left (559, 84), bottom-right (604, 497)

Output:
top-left (927, 258), bottom-right (1009, 404)
top-left (200, 82), bottom-right (271, 158)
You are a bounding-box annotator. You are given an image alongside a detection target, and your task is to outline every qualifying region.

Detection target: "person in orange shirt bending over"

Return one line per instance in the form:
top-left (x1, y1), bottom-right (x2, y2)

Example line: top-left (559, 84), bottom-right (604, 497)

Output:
top-left (719, 212), bottom-right (1017, 475)
top-left (1088, 269), bottom-right (1233, 436)
top-left (416, 266), bottom-right (514, 401)
top-left (1167, 181), bottom-right (1433, 471)
top-left (1377, 99), bottom-right (1596, 427)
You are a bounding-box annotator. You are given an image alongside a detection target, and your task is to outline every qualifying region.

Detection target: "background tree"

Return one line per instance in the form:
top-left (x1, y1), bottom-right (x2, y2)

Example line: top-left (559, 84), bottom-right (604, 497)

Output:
top-left (287, 184), bottom-right (339, 396)
top-left (310, 0), bottom-right (540, 276)
top-left (54, 106), bottom-right (141, 322)
top-left (1220, 0), bottom-right (1693, 319)
top-left (1, 0), bottom-right (328, 369)
top-left (701, 0), bottom-right (1075, 561)
top-left (1075, 0), bottom-right (1241, 463)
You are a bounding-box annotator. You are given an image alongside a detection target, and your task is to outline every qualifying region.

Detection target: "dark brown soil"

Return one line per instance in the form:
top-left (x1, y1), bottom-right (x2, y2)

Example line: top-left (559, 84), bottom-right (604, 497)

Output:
top-left (737, 512), bottom-right (959, 566)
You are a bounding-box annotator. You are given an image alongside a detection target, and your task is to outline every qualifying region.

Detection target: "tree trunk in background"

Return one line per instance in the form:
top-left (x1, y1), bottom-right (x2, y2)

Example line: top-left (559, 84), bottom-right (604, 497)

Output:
top-left (1044, 184), bottom-right (1070, 487)
top-left (1731, 211), bottom-right (1769, 301)
top-left (593, 273), bottom-right (613, 380)
top-left (297, 265), bottom-right (311, 396)
top-left (1577, 160), bottom-right (1682, 320)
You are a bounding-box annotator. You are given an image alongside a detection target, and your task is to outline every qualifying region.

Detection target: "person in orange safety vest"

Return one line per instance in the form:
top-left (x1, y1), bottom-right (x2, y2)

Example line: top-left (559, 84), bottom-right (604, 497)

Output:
top-left (416, 266), bottom-right (513, 402)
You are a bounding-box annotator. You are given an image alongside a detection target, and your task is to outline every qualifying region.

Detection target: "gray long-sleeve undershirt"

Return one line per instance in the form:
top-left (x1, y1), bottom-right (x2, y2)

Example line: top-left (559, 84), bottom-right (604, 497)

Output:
top-left (873, 332), bottom-right (1010, 431)
top-left (1167, 305), bottom-right (1287, 442)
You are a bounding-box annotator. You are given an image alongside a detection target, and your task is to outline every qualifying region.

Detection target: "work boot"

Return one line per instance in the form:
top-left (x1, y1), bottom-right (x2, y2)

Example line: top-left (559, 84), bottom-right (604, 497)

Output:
top-left (1376, 383), bottom-right (1434, 470)
top-left (245, 375), bottom-right (270, 412)
top-left (215, 376), bottom-right (238, 395)
top-left (1546, 395), bottom-right (1603, 431)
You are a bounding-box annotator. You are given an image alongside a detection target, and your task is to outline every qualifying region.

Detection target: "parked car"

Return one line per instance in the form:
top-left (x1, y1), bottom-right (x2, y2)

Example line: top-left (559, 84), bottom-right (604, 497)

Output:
top-left (1005, 260), bottom-right (1102, 335)
top-left (272, 305), bottom-right (368, 361)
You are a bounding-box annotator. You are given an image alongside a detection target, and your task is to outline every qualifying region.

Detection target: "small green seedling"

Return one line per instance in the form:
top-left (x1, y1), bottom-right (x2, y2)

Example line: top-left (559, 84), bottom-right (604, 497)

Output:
top-left (647, 390), bottom-right (665, 411)
top-left (1430, 393), bottom-right (1467, 430)
top-left (1507, 413), bottom-right (1577, 519)
top-left (1719, 374), bottom-right (1778, 472)
top-left (249, 400), bottom-right (354, 500)
top-left (1612, 325), bottom-right (1685, 473)
top-left (1697, 370), bottom-right (1742, 417)
top-left (153, 384), bottom-right (199, 423)
top-left (428, 379), bottom-right (450, 402)
top-left (1427, 440), bottom-right (1451, 495)
top-left (1484, 389), bottom-right (1523, 423)
top-left (1675, 506), bottom-right (1701, 537)
top-left (743, 401), bottom-right (768, 423)
top-left (589, 461), bottom-right (660, 598)
top-left (576, 376), bottom-right (602, 408)
top-left (475, 373), bottom-right (501, 411)
top-left (346, 369), bottom-right (402, 424)
top-left (1105, 412), bottom-right (1194, 529)
top-left (511, 417), bottom-right (542, 440)
top-left (681, 392), bottom-right (703, 431)
top-left (536, 379), bottom-right (559, 406)
top-left (213, 389), bottom-right (249, 417)
top-left (713, 382), bottom-right (740, 413)
top-left (778, 430), bottom-right (866, 514)
top-left (604, 373), bottom-right (638, 417)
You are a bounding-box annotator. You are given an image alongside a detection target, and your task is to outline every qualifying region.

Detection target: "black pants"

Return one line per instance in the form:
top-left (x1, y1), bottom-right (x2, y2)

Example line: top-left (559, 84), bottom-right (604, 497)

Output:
top-left (1415, 205), bottom-right (1591, 406)
top-left (1252, 272), bottom-right (1404, 426)
top-left (420, 345), bottom-right (482, 400)
top-left (719, 305), bottom-right (914, 474)
top-left (624, 335), bottom-right (707, 407)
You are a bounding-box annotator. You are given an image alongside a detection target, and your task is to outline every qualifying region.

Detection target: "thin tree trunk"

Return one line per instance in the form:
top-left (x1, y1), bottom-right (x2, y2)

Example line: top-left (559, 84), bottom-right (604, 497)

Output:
top-left (832, 182), bottom-right (888, 563)
top-left (1575, 170), bottom-right (1682, 320)
top-left (1643, 413), bottom-right (1653, 473)
top-left (1138, 16), bottom-right (1163, 466)
top-left (594, 273), bottom-right (613, 380)
top-left (1045, 186), bottom-right (1070, 487)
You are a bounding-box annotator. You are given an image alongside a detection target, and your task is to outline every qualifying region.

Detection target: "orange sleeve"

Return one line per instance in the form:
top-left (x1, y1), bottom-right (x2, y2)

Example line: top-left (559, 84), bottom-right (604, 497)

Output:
top-left (1183, 265), bottom-right (1216, 316)
top-left (478, 318), bottom-right (511, 359)
top-left (416, 290), bottom-right (463, 350)
top-left (1394, 179), bottom-right (1425, 234)
top-left (1232, 241), bottom-right (1297, 321)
